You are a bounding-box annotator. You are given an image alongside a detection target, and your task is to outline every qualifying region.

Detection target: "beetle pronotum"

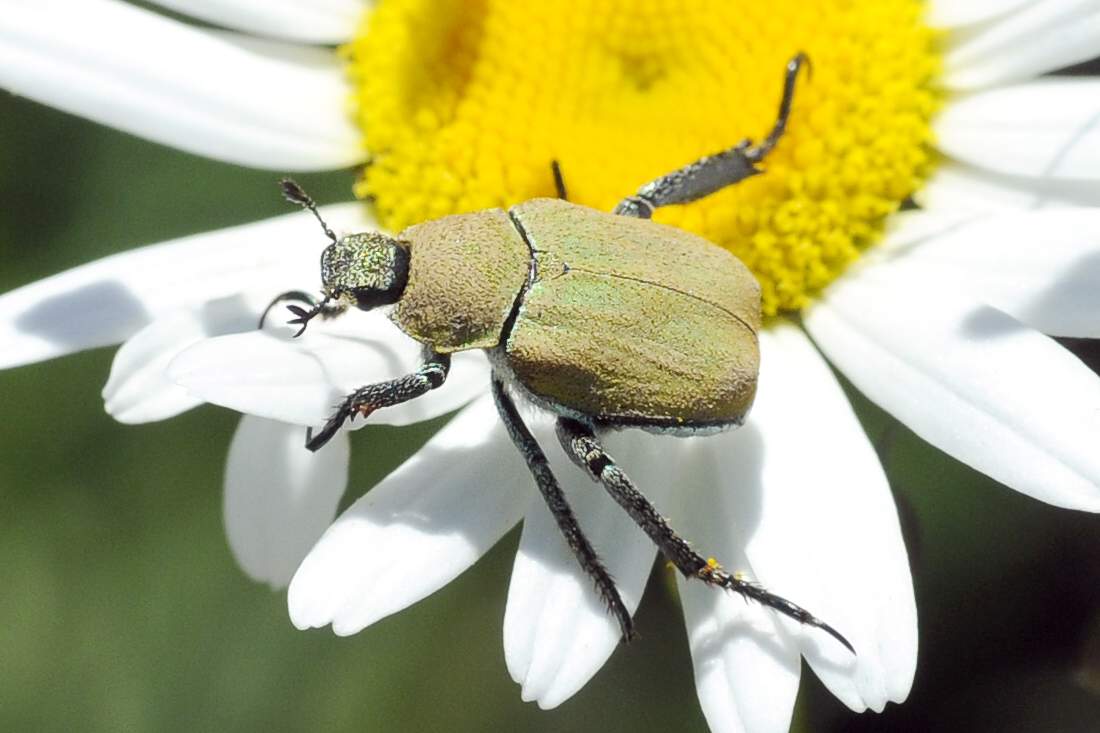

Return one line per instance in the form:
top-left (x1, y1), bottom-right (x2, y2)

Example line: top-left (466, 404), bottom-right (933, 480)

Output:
top-left (275, 54), bottom-right (853, 653)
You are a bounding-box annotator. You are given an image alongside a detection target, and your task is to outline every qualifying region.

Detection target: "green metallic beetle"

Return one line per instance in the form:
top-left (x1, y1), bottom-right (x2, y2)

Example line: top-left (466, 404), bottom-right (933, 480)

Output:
top-left (277, 54), bottom-right (852, 653)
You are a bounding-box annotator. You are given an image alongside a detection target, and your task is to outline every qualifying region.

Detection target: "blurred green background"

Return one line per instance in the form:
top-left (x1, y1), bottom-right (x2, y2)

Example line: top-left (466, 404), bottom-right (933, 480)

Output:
top-left (3, 53), bottom-right (1100, 733)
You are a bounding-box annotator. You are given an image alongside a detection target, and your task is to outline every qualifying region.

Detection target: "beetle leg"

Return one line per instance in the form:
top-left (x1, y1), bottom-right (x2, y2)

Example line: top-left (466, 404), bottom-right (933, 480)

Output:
top-left (555, 417), bottom-right (855, 654)
top-left (305, 350), bottom-right (451, 451)
top-left (550, 160), bottom-right (569, 200)
top-left (259, 290), bottom-right (348, 335)
top-left (613, 53), bottom-right (809, 219)
top-left (491, 377), bottom-right (637, 642)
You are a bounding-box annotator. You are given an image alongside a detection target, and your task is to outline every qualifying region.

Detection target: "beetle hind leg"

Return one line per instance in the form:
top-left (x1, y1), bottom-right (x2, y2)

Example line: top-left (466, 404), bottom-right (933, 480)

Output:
top-left (613, 53), bottom-right (809, 219)
top-left (555, 417), bottom-right (854, 654)
top-left (491, 377), bottom-right (637, 642)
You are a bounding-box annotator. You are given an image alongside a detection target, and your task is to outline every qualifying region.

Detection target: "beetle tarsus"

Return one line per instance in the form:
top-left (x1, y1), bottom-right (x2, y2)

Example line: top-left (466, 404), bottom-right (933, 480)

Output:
top-left (744, 51), bottom-right (810, 163)
top-left (306, 410), bottom-right (350, 452)
top-left (556, 417), bottom-right (853, 654)
top-left (259, 290), bottom-right (319, 330)
top-left (286, 297), bottom-right (345, 337)
top-left (612, 52), bottom-right (808, 218)
top-left (699, 561), bottom-right (855, 654)
top-left (286, 304), bottom-right (315, 337)
top-left (305, 352), bottom-right (452, 452)
top-left (258, 290), bottom-right (346, 336)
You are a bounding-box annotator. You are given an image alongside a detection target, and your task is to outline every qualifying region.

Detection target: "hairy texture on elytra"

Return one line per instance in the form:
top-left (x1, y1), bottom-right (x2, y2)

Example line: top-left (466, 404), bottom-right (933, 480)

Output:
top-left (505, 199), bottom-right (760, 428)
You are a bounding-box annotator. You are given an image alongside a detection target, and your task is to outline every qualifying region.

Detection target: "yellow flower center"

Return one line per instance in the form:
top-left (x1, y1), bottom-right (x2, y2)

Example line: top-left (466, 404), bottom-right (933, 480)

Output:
top-left (345, 0), bottom-right (940, 315)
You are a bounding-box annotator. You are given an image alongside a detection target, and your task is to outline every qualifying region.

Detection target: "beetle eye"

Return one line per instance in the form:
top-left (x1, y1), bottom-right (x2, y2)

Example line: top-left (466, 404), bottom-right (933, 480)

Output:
top-left (347, 241), bottom-right (409, 311)
top-left (350, 281), bottom-right (403, 310)
top-left (318, 233), bottom-right (409, 313)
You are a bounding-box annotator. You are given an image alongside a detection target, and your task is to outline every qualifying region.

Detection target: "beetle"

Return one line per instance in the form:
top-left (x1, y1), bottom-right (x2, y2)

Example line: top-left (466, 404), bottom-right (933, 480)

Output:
top-left (276, 53), bottom-right (852, 653)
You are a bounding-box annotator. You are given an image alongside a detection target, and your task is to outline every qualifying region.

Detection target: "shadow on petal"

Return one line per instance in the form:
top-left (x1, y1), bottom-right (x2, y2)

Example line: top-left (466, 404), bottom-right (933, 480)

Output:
top-left (958, 304), bottom-right (1025, 339)
top-left (1013, 251), bottom-right (1100, 337)
top-left (16, 280), bottom-right (149, 352)
top-left (690, 603), bottom-right (795, 669)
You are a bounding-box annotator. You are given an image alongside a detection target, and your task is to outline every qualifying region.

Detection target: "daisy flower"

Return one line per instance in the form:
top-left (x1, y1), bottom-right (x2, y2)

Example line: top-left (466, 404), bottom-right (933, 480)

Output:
top-left (4, 1), bottom-right (1100, 731)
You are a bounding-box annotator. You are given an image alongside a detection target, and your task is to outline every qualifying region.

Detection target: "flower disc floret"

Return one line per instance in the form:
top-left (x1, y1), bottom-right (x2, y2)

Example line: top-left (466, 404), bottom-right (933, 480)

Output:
top-left (346, 0), bottom-right (939, 314)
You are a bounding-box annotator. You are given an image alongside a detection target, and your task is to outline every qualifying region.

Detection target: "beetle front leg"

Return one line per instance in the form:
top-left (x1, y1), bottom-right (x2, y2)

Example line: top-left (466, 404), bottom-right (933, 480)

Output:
top-left (259, 290), bottom-right (349, 334)
top-left (306, 350), bottom-right (451, 451)
top-left (555, 417), bottom-right (854, 654)
top-left (491, 377), bottom-right (637, 642)
top-left (613, 53), bottom-right (808, 219)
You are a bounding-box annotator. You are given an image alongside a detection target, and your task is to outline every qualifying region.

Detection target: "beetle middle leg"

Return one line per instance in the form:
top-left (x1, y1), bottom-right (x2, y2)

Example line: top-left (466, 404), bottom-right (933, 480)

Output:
top-left (614, 53), bottom-right (809, 219)
top-left (550, 160), bottom-right (569, 200)
top-left (306, 349), bottom-right (451, 451)
top-left (555, 417), bottom-right (855, 653)
top-left (491, 376), bottom-right (637, 642)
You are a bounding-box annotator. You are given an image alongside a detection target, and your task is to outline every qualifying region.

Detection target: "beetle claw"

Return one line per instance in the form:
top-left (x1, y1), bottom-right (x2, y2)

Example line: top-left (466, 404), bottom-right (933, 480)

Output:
top-left (285, 304), bottom-right (315, 337)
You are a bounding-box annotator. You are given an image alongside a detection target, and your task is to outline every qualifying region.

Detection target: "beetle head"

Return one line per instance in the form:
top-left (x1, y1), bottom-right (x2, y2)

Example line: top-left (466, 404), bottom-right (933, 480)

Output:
top-left (278, 178), bottom-right (411, 336)
top-left (320, 232), bottom-right (410, 311)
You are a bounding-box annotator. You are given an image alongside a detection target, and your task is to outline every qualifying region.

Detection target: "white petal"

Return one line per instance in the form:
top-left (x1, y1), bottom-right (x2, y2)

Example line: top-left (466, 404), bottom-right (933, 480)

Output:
top-left (668, 438), bottom-right (801, 733)
top-left (936, 79), bottom-right (1100, 180)
top-left (288, 395), bottom-right (527, 635)
top-left (0, 202), bottom-right (369, 369)
top-left (0, 0), bottom-right (361, 170)
top-left (225, 415), bottom-right (349, 589)
top-left (805, 273), bottom-right (1100, 511)
top-left (741, 324), bottom-right (916, 712)
top-left (103, 292), bottom-right (272, 423)
top-left (879, 209), bottom-right (980, 250)
top-left (915, 162), bottom-right (1100, 213)
top-left (504, 429), bottom-right (671, 710)
top-left (168, 309), bottom-right (489, 427)
top-left (146, 0), bottom-right (366, 44)
top-left (880, 207), bottom-right (1100, 338)
top-left (679, 588), bottom-right (801, 733)
top-left (943, 2), bottom-right (1100, 89)
top-left (927, 0), bottom-right (1031, 29)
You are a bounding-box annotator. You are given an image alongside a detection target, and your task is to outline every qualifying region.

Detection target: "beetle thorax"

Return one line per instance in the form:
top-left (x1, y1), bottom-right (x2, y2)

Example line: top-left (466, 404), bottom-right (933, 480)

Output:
top-left (390, 209), bottom-right (530, 353)
top-left (320, 232), bottom-right (409, 310)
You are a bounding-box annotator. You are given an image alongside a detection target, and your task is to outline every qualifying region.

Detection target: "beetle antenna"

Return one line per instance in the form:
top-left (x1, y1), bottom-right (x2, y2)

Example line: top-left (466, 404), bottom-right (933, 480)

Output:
top-left (280, 178), bottom-right (338, 245)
